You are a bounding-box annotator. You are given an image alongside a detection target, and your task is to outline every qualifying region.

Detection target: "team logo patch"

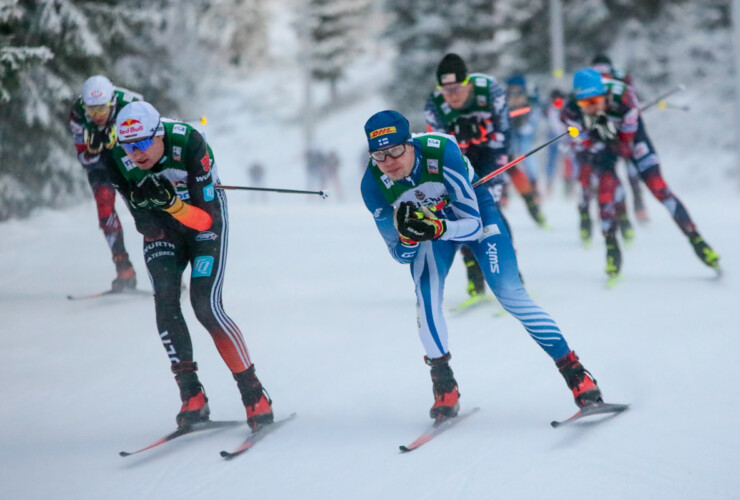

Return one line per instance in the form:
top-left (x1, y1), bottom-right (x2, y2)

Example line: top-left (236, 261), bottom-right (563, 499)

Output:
top-left (477, 95), bottom-right (487, 106)
top-left (203, 184), bottom-right (214, 201)
top-left (414, 190), bottom-right (425, 200)
top-left (173, 124), bottom-right (187, 135)
top-left (634, 141), bottom-right (649, 159)
top-left (200, 152), bottom-right (210, 171)
top-left (427, 138), bottom-right (440, 148)
top-left (381, 175), bottom-right (393, 189)
top-left (427, 159), bottom-right (439, 174)
top-left (192, 256), bottom-right (214, 278)
top-left (122, 157), bottom-right (137, 171)
top-left (474, 77), bottom-right (487, 87)
top-left (370, 126), bottom-right (397, 139)
top-left (172, 146), bottom-right (182, 161)
top-left (195, 231), bottom-right (218, 241)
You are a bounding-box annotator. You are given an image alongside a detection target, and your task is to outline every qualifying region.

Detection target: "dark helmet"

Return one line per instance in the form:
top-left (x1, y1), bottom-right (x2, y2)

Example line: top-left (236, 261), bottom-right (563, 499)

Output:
top-left (591, 54), bottom-right (612, 66)
top-left (436, 53), bottom-right (468, 85)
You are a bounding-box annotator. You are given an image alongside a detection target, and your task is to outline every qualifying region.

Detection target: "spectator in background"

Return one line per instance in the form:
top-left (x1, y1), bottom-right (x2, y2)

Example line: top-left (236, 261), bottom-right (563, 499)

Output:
top-left (247, 162), bottom-right (267, 202)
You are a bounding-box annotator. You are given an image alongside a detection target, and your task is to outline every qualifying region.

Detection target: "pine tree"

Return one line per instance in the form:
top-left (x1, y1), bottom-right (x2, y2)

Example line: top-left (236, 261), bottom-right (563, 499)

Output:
top-left (0, 0), bottom-right (172, 220)
top-left (308, 0), bottom-right (368, 100)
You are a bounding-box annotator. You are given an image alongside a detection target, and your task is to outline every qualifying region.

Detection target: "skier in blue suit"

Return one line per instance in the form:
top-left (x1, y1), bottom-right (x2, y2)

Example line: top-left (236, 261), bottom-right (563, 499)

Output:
top-left (360, 110), bottom-right (605, 421)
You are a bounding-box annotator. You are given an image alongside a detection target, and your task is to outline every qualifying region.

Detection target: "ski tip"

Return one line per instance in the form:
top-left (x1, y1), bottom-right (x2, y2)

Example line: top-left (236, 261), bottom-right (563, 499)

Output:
top-left (399, 445), bottom-right (411, 452)
top-left (550, 421), bottom-right (561, 429)
top-left (219, 450), bottom-right (231, 458)
top-left (119, 451), bottom-right (132, 457)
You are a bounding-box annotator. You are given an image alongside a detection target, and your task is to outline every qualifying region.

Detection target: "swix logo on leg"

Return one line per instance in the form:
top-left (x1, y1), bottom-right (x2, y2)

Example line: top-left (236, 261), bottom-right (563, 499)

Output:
top-left (160, 330), bottom-right (180, 363)
top-left (485, 242), bottom-right (499, 274)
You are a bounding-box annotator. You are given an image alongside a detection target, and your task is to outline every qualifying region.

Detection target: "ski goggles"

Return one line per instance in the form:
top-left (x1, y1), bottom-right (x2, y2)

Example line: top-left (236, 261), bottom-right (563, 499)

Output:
top-left (85, 103), bottom-right (111, 117)
top-left (370, 143), bottom-right (406, 162)
top-left (576, 95), bottom-right (605, 108)
top-left (437, 76), bottom-right (470, 95)
top-left (120, 136), bottom-right (155, 154)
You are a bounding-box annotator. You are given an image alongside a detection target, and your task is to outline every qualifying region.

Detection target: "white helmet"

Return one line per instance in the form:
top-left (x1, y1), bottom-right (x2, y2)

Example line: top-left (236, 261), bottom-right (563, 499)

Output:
top-left (116, 101), bottom-right (164, 142)
top-left (81, 75), bottom-right (114, 106)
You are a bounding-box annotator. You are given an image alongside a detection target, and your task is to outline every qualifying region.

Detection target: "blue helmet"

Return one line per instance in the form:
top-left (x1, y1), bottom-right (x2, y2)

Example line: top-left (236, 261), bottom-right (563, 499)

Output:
top-left (573, 68), bottom-right (606, 99)
top-left (364, 110), bottom-right (411, 152)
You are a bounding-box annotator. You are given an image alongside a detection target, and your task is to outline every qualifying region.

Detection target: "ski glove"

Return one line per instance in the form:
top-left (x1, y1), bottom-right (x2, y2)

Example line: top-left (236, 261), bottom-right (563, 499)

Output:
top-left (453, 117), bottom-right (484, 144)
top-left (591, 114), bottom-right (617, 142)
top-left (84, 127), bottom-right (117, 154)
top-left (85, 129), bottom-right (106, 155)
top-left (394, 202), bottom-right (446, 242)
top-left (129, 175), bottom-right (177, 210)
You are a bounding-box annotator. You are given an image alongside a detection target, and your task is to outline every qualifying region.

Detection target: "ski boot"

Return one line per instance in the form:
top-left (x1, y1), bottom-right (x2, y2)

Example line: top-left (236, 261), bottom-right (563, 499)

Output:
top-left (579, 208), bottom-right (592, 247)
top-left (426, 353), bottom-right (460, 421)
top-left (687, 232), bottom-right (720, 271)
top-left (111, 252), bottom-right (137, 292)
top-left (523, 192), bottom-right (549, 229)
top-left (462, 246), bottom-right (485, 297)
top-left (234, 365), bottom-right (274, 431)
top-left (618, 212), bottom-right (635, 246)
top-left (605, 233), bottom-right (622, 284)
top-left (172, 361), bottom-right (210, 427)
top-left (555, 351), bottom-right (603, 408)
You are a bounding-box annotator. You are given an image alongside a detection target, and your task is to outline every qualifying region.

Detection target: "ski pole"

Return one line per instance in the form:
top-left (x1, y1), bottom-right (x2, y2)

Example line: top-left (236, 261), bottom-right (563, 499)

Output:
top-left (658, 101), bottom-right (690, 112)
top-left (215, 184), bottom-right (328, 199)
top-left (639, 84), bottom-right (685, 112)
top-left (472, 127), bottom-right (580, 188)
top-left (181, 116), bottom-right (208, 125)
top-left (509, 107), bottom-right (531, 118)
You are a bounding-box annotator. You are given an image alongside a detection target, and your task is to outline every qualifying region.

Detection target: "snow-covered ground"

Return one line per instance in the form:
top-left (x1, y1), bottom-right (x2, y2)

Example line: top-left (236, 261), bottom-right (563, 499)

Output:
top-left (1, 88), bottom-right (739, 498)
top-left (3, 15), bottom-right (740, 495)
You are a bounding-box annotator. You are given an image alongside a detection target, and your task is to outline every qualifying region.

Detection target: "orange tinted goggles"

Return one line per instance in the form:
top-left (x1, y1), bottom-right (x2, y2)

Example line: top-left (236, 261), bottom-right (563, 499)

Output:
top-left (576, 95), bottom-right (605, 108)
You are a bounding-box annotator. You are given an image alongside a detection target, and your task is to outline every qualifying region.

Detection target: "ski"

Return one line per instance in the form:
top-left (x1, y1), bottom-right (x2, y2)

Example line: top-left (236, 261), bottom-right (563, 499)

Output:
top-left (67, 288), bottom-right (152, 301)
top-left (550, 402), bottom-right (630, 428)
top-left (399, 407), bottom-right (480, 453)
top-left (450, 295), bottom-right (495, 313)
top-left (220, 413), bottom-right (297, 460)
top-left (119, 420), bottom-right (243, 457)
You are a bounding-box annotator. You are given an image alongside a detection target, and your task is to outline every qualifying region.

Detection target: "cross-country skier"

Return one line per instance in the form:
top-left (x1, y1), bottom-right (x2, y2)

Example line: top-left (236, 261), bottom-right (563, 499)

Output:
top-left (506, 74), bottom-right (543, 197)
top-left (561, 68), bottom-right (720, 281)
top-left (361, 109), bottom-right (605, 420)
top-left (105, 101), bottom-right (274, 431)
top-left (591, 54), bottom-right (648, 225)
top-left (68, 75), bottom-right (139, 291)
top-left (424, 54), bottom-right (545, 304)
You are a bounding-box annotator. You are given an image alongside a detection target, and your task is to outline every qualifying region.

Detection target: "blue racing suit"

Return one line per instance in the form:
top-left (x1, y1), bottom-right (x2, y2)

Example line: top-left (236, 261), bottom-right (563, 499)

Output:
top-left (361, 134), bottom-right (571, 361)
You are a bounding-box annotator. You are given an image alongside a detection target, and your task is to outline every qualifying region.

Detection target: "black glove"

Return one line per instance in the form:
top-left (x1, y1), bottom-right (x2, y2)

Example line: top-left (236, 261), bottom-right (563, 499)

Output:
top-left (453, 117), bottom-right (481, 144)
top-left (592, 114), bottom-right (617, 142)
top-left (129, 175), bottom-right (177, 210)
top-left (394, 202), bottom-right (446, 242)
top-left (85, 129), bottom-right (105, 154)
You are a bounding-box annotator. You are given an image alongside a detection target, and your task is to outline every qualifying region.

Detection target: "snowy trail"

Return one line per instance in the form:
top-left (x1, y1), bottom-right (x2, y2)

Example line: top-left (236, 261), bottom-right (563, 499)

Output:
top-left (1, 181), bottom-right (738, 499)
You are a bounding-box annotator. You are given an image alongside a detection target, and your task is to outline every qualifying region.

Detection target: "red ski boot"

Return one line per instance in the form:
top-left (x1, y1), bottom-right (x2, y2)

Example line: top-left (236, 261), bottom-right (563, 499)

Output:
top-left (426, 353), bottom-right (460, 421)
top-left (556, 351), bottom-right (603, 408)
top-left (234, 366), bottom-right (274, 431)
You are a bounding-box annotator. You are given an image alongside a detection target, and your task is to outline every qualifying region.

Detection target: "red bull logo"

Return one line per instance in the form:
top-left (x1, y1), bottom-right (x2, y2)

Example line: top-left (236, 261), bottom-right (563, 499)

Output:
top-left (119, 118), bottom-right (144, 137)
top-left (91, 90), bottom-right (103, 97)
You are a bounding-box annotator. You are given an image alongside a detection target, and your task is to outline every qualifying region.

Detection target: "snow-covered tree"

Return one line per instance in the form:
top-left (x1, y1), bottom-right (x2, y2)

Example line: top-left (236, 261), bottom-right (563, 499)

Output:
top-left (308, 0), bottom-right (368, 99)
top-left (0, 1), bottom-right (171, 219)
top-left (383, 0), bottom-right (496, 126)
